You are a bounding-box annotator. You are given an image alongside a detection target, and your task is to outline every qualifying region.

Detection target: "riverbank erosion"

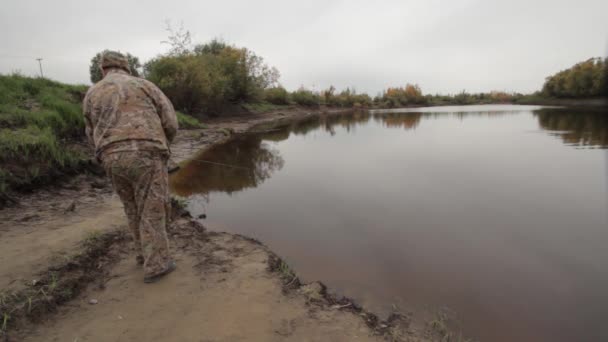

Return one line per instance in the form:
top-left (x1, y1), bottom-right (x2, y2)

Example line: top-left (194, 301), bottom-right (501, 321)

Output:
top-left (0, 108), bottom-right (459, 342)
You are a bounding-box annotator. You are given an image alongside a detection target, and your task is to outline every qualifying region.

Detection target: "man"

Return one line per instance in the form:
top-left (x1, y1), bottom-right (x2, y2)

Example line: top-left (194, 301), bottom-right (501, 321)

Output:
top-left (83, 51), bottom-right (178, 283)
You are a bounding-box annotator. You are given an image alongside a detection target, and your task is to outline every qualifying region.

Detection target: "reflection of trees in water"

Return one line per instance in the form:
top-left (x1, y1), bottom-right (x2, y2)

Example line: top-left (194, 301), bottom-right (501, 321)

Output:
top-left (425, 110), bottom-right (520, 118)
top-left (170, 135), bottom-right (285, 197)
top-left (172, 111), bottom-right (376, 197)
top-left (323, 110), bottom-right (372, 134)
top-left (373, 110), bottom-right (519, 130)
top-left (269, 110), bottom-right (372, 137)
top-left (374, 112), bottom-right (422, 130)
top-left (534, 108), bottom-right (608, 148)
top-left (290, 116), bottom-right (323, 136)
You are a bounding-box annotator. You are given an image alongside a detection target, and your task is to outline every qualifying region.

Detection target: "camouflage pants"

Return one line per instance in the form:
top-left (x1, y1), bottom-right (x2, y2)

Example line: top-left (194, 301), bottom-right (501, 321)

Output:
top-left (102, 150), bottom-right (172, 278)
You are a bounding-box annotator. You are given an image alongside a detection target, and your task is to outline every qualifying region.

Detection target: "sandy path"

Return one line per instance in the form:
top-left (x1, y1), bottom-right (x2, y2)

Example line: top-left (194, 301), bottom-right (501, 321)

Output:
top-left (0, 175), bottom-right (123, 292)
top-left (23, 219), bottom-right (382, 342)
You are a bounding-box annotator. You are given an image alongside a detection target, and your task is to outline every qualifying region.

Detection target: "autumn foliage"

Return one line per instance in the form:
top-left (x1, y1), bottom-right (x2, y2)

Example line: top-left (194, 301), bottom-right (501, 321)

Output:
top-left (378, 84), bottom-right (426, 107)
top-left (542, 58), bottom-right (607, 98)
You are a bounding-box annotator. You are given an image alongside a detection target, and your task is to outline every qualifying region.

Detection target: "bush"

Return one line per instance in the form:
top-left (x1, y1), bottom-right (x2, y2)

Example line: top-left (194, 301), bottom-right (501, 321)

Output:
top-left (380, 84), bottom-right (426, 107)
top-left (291, 88), bottom-right (320, 107)
top-left (145, 39), bottom-right (280, 116)
top-left (145, 54), bottom-right (229, 115)
top-left (323, 87), bottom-right (372, 107)
top-left (263, 87), bottom-right (290, 105)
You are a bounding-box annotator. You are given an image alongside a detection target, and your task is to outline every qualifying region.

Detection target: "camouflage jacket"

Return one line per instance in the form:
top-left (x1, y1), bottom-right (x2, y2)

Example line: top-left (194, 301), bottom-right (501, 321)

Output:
top-left (83, 69), bottom-right (178, 159)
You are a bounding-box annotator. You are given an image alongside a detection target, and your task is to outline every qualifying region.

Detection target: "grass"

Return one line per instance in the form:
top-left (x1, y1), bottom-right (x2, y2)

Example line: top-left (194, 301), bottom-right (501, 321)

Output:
top-left (277, 260), bottom-right (296, 279)
top-left (0, 74), bottom-right (88, 199)
top-left (243, 102), bottom-right (291, 113)
top-left (429, 312), bottom-right (472, 342)
top-left (0, 74), bottom-right (86, 137)
top-left (177, 111), bottom-right (206, 129)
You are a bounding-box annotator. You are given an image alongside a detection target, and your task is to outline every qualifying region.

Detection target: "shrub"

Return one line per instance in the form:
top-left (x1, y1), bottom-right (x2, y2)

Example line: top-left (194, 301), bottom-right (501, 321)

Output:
top-left (381, 84), bottom-right (426, 106)
top-left (324, 88), bottom-right (372, 107)
top-left (145, 39), bottom-right (280, 116)
top-left (291, 88), bottom-right (320, 106)
top-left (145, 54), bottom-right (228, 115)
top-left (263, 87), bottom-right (290, 105)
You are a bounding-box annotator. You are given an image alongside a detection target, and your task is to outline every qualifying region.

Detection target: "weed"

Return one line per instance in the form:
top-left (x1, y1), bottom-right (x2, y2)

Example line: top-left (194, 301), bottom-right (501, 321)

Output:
top-left (82, 231), bottom-right (104, 249)
top-left (1, 312), bottom-right (8, 332)
top-left (429, 312), bottom-right (471, 342)
top-left (49, 273), bottom-right (58, 291)
top-left (278, 260), bottom-right (295, 279)
top-left (177, 111), bottom-right (205, 129)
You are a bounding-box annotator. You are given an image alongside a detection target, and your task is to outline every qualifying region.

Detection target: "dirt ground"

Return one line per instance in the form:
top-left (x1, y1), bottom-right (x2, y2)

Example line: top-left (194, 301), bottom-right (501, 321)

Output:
top-left (23, 218), bottom-right (391, 342)
top-left (0, 108), bottom-right (444, 342)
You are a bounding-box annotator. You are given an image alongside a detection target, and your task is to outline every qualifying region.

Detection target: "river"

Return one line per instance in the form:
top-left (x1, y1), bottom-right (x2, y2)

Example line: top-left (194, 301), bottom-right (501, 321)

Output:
top-left (171, 105), bottom-right (608, 342)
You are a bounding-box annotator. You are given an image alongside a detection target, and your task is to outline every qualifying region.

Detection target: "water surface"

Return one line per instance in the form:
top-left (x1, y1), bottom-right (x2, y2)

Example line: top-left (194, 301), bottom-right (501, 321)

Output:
top-left (171, 105), bottom-right (608, 342)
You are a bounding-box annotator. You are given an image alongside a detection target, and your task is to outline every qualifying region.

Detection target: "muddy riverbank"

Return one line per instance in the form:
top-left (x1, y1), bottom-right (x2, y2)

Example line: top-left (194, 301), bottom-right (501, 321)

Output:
top-left (0, 107), bottom-right (455, 342)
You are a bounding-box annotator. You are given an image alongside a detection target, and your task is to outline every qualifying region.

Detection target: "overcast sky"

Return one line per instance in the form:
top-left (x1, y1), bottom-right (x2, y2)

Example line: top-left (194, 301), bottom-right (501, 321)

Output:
top-left (1, 0), bottom-right (606, 95)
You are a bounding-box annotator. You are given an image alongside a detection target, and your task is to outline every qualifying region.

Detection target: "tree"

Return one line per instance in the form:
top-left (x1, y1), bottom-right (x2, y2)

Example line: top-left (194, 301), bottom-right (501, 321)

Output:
top-left (161, 21), bottom-right (192, 56)
top-left (192, 40), bottom-right (279, 102)
top-left (89, 50), bottom-right (141, 83)
top-left (145, 37), bottom-right (281, 115)
top-left (541, 57), bottom-right (606, 98)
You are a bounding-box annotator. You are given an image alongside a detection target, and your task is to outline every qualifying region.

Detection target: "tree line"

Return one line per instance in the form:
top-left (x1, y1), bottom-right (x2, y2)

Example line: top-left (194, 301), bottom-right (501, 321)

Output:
top-left (541, 57), bottom-right (608, 98)
top-left (89, 26), bottom-right (607, 114)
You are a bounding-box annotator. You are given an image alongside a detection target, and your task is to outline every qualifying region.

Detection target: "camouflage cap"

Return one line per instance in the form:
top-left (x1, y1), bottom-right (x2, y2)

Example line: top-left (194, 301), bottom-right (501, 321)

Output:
top-left (100, 50), bottom-right (131, 73)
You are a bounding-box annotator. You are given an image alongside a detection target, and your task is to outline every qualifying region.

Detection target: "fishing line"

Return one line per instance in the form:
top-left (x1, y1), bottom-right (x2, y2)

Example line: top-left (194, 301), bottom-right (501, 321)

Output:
top-left (177, 158), bottom-right (251, 170)
top-left (168, 151), bottom-right (252, 173)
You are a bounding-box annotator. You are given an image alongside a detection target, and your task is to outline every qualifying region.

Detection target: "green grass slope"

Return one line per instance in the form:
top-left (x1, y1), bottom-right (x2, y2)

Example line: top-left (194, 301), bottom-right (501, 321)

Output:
top-left (0, 74), bottom-right (89, 199)
top-left (0, 74), bottom-right (205, 203)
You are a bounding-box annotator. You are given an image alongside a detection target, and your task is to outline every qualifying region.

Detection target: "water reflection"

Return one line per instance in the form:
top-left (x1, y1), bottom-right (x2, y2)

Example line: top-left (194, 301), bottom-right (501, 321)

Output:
top-left (533, 107), bottom-right (608, 148)
top-left (372, 105), bottom-right (608, 148)
top-left (171, 135), bottom-right (285, 196)
top-left (374, 112), bottom-right (422, 130)
top-left (372, 106), bottom-right (531, 132)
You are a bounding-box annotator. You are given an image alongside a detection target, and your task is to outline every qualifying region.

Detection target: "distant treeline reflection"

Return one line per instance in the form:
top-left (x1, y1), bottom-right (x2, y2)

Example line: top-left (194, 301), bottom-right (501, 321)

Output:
top-left (533, 108), bottom-right (608, 148)
top-left (374, 108), bottom-right (607, 148)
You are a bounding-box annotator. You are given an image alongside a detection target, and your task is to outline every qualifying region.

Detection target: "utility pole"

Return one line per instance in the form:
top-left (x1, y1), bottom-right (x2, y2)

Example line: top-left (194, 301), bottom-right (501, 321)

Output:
top-left (36, 58), bottom-right (44, 78)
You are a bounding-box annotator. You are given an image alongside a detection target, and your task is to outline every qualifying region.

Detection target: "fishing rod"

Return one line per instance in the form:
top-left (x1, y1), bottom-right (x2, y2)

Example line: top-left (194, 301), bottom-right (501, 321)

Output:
top-left (168, 157), bottom-right (252, 174)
